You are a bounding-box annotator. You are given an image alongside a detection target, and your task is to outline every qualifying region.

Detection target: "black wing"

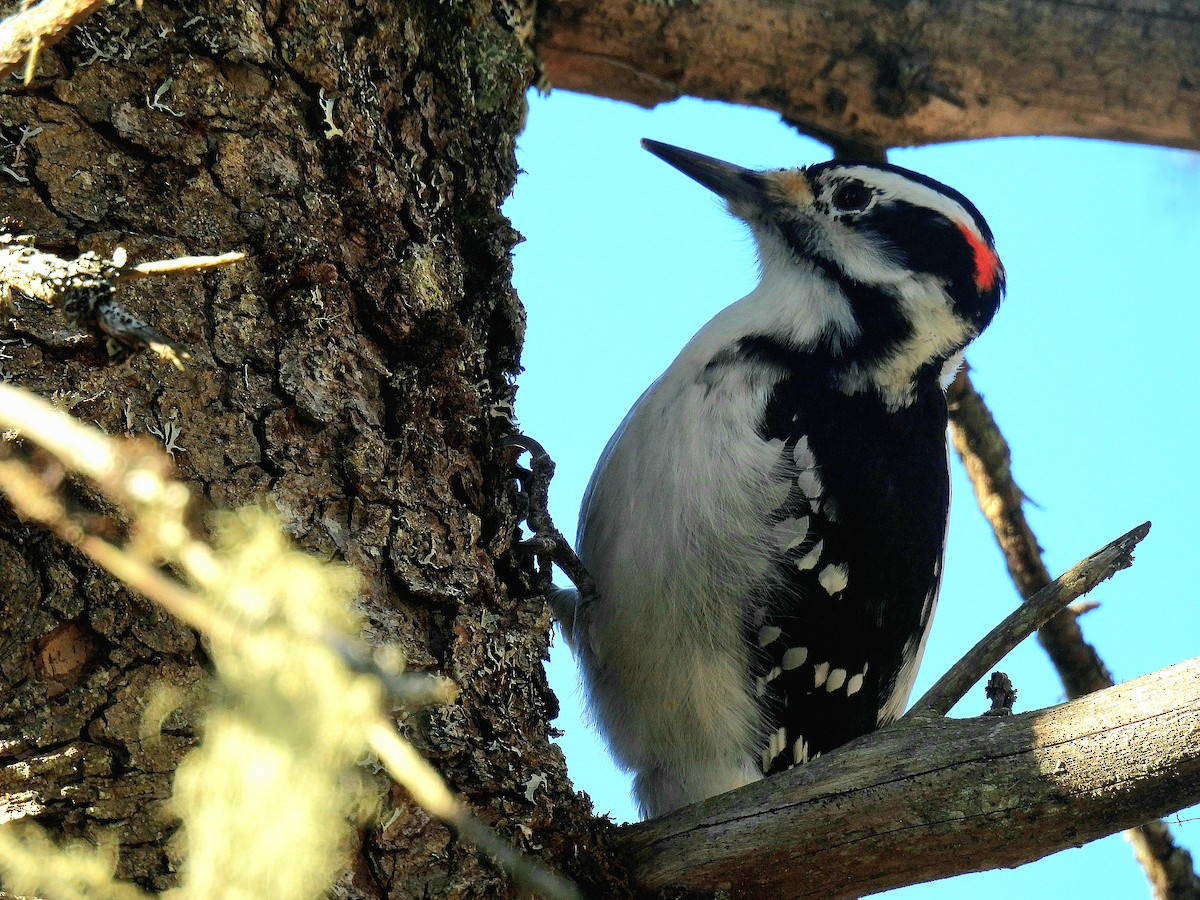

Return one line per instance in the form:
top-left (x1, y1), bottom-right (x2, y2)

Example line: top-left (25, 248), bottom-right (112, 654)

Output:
top-left (748, 362), bottom-right (952, 774)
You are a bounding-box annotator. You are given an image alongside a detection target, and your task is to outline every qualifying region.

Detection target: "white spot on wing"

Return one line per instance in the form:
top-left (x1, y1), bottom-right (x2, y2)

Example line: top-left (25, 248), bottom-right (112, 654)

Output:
top-left (797, 540), bottom-right (823, 571)
top-left (846, 672), bottom-right (865, 696)
top-left (825, 667), bottom-right (847, 692)
top-left (792, 436), bottom-right (815, 469)
top-left (796, 468), bottom-right (823, 498)
top-left (756, 666), bottom-right (784, 697)
top-left (813, 661), bottom-right (830, 688)
top-left (793, 736), bottom-right (809, 765)
top-left (818, 562), bottom-right (849, 594)
top-left (781, 646), bottom-right (808, 670)
top-left (757, 625), bottom-right (782, 646)
top-left (771, 516), bottom-right (810, 551)
top-left (762, 726), bottom-right (788, 770)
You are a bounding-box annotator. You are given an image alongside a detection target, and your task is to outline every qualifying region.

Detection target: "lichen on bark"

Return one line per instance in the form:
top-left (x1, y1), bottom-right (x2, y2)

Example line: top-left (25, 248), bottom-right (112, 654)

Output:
top-left (0, 0), bottom-right (624, 894)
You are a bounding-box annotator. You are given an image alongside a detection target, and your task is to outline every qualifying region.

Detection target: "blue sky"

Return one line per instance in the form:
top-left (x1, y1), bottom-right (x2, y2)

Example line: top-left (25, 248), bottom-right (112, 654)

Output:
top-left (505, 88), bottom-right (1200, 897)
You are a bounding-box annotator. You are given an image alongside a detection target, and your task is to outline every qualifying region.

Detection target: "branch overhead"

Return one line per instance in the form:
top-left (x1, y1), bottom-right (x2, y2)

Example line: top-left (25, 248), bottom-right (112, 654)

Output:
top-left (538, 0), bottom-right (1200, 151)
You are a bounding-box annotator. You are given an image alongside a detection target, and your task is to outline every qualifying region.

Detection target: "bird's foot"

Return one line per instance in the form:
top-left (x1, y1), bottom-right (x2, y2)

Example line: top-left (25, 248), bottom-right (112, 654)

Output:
top-left (501, 434), bottom-right (597, 599)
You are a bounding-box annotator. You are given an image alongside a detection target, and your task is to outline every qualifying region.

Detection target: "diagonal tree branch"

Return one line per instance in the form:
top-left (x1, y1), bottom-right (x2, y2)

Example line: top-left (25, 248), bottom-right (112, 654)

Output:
top-left (947, 367), bottom-right (1200, 899)
top-left (910, 521), bottom-right (1150, 718)
top-left (620, 657), bottom-right (1200, 898)
top-left (538, 0), bottom-right (1200, 152)
top-left (947, 367), bottom-right (1115, 696)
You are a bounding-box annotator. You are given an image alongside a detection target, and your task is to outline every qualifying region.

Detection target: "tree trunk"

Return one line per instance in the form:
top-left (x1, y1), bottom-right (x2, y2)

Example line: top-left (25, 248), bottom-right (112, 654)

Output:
top-left (0, 0), bottom-right (621, 894)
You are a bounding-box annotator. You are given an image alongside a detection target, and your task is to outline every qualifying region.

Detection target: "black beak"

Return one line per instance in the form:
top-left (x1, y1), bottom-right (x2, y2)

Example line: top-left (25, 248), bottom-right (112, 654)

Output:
top-left (641, 139), bottom-right (762, 206)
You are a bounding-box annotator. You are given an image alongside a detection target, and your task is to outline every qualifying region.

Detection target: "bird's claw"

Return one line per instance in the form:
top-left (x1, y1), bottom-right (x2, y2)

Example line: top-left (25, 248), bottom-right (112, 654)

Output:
top-left (503, 433), bottom-right (597, 599)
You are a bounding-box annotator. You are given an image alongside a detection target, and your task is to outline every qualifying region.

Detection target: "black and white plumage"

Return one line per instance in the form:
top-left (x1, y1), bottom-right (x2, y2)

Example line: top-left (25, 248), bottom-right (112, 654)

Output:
top-left (553, 140), bottom-right (1005, 819)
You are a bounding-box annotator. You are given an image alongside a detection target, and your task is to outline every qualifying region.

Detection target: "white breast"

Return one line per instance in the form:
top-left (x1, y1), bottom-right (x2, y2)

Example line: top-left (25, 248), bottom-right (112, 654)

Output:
top-left (571, 271), bottom-right (849, 816)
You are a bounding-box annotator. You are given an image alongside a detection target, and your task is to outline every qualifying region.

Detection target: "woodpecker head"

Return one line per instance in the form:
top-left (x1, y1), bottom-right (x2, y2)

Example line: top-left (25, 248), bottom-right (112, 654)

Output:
top-left (642, 139), bottom-right (1004, 400)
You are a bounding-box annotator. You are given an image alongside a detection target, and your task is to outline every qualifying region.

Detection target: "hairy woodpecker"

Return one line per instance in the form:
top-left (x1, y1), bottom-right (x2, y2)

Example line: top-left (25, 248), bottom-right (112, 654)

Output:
top-left (553, 140), bottom-right (1005, 819)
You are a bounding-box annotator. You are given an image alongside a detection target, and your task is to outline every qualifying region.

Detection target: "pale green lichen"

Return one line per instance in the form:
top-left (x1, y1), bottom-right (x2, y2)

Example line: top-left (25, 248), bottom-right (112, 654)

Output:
top-left (0, 509), bottom-right (386, 900)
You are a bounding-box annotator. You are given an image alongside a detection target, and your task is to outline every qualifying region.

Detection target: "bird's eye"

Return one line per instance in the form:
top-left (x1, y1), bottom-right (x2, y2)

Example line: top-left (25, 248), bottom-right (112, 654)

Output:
top-left (831, 182), bottom-right (873, 213)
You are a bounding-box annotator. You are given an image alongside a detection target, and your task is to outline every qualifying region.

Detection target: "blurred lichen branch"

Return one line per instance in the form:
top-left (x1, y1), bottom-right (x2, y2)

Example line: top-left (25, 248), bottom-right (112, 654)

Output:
top-left (0, 382), bottom-right (580, 900)
top-left (0, 234), bottom-right (244, 369)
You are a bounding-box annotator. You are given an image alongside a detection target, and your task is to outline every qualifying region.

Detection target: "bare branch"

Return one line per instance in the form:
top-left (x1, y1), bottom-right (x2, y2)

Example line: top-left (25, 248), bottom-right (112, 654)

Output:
top-left (121, 251), bottom-right (246, 280)
top-left (910, 521), bottom-right (1150, 717)
top-left (539, 0), bottom-right (1200, 151)
top-left (947, 367), bottom-right (1114, 695)
top-left (620, 658), bottom-right (1200, 899)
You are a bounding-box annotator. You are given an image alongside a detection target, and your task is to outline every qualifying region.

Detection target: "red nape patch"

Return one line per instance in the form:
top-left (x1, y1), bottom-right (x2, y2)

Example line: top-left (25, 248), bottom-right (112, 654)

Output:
top-left (956, 221), bottom-right (1002, 291)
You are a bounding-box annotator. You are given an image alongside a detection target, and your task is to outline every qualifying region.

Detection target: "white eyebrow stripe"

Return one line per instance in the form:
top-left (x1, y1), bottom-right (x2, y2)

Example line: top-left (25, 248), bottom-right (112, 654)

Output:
top-left (822, 166), bottom-right (986, 244)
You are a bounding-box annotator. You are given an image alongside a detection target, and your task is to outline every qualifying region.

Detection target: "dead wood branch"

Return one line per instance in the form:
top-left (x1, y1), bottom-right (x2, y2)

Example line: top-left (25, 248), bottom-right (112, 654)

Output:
top-left (538, 0), bottom-right (1200, 151)
top-left (620, 657), bottom-right (1200, 899)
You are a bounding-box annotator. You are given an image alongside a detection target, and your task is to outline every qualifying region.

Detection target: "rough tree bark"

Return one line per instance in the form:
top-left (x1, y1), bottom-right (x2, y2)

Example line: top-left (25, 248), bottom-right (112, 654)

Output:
top-left (0, 0), bottom-right (626, 895)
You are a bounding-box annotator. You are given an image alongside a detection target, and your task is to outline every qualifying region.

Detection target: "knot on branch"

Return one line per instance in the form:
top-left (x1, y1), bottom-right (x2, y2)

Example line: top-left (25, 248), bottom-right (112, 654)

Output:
top-left (862, 38), bottom-right (964, 118)
top-left (983, 671), bottom-right (1017, 716)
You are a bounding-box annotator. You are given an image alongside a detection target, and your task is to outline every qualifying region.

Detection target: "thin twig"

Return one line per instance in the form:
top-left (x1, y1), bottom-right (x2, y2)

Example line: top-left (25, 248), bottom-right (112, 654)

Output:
top-left (368, 721), bottom-right (582, 900)
top-left (909, 521), bottom-right (1151, 718)
top-left (0, 377), bottom-right (121, 480)
top-left (122, 252), bottom-right (246, 280)
top-left (321, 633), bottom-right (461, 709)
